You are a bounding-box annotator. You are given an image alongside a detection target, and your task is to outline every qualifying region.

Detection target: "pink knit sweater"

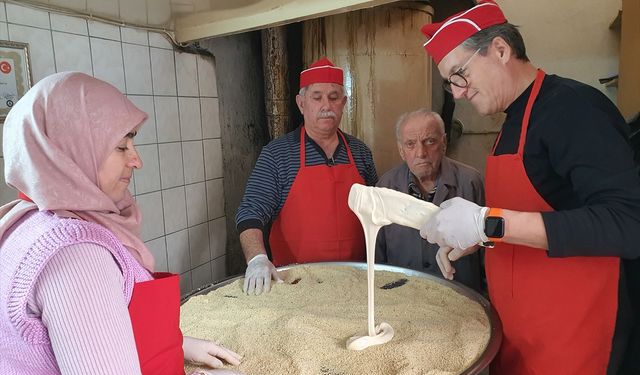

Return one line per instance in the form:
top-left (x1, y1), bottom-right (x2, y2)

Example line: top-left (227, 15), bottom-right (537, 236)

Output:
top-left (0, 210), bottom-right (151, 374)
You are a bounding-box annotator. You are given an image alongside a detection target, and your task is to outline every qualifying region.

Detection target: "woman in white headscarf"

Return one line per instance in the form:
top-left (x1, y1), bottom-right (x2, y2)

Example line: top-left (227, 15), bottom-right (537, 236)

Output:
top-left (0, 72), bottom-right (242, 375)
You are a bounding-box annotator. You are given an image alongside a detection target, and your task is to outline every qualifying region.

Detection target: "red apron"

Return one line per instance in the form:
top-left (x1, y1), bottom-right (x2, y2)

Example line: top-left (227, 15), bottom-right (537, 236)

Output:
top-left (269, 127), bottom-right (366, 266)
top-left (485, 69), bottom-right (619, 374)
top-left (18, 193), bottom-right (185, 374)
top-left (128, 272), bottom-right (185, 374)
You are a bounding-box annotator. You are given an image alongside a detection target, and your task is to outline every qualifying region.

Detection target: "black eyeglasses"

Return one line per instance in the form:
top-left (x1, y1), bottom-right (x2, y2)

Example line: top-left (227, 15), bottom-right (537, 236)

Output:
top-left (442, 48), bottom-right (481, 94)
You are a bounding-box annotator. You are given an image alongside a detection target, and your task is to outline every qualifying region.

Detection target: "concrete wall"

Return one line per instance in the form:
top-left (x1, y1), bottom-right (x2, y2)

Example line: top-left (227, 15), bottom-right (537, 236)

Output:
top-left (201, 33), bottom-right (269, 277)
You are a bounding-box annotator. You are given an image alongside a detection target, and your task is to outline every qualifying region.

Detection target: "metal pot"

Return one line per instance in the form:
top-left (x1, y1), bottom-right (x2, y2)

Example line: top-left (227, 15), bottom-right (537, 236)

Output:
top-left (182, 261), bottom-right (502, 375)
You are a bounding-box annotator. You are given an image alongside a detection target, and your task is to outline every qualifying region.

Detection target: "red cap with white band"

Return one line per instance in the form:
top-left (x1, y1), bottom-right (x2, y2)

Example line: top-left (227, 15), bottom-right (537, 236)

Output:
top-left (299, 57), bottom-right (344, 89)
top-left (420, 0), bottom-right (507, 65)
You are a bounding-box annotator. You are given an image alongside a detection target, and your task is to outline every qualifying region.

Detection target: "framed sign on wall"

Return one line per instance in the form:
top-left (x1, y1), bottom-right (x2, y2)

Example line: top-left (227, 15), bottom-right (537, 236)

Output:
top-left (0, 40), bottom-right (32, 122)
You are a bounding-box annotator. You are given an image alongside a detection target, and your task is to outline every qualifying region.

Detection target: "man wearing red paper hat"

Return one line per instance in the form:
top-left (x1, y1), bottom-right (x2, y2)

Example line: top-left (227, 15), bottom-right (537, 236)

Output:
top-left (236, 57), bottom-right (377, 296)
top-left (418, 1), bottom-right (640, 374)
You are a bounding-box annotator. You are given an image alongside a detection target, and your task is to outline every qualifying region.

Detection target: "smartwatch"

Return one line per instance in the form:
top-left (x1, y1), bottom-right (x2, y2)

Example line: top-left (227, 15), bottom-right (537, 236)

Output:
top-left (484, 207), bottom-right (505, 243)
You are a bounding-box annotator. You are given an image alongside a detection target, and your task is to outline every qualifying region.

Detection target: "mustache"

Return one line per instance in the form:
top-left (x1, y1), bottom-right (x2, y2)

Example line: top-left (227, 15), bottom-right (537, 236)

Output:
top-left (317, 111), bottom-right (337, 119)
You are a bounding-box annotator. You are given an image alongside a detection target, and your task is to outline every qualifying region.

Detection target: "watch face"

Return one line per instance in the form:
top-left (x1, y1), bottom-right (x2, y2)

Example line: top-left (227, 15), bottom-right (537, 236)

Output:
top-left (485, 217), bottom-right (505, 238)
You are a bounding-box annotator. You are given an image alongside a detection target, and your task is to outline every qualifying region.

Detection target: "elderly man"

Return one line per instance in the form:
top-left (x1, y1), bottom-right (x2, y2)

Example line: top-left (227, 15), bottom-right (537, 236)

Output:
top-left (418, 1), bottom-right (640, 374)
top-left (375, 109), bottom-right (484, 292)
top-left (236, 57), bottom-right (377, 296)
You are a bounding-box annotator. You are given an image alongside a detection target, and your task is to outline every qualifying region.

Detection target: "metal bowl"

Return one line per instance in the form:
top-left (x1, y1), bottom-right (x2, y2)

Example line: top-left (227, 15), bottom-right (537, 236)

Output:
top-left (182, 261), bottom-right (502, 375)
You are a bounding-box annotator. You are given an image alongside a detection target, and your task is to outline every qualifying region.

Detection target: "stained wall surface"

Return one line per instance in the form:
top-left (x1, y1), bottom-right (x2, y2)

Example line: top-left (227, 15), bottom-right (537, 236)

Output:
top-left (303, 2), bottom-right (433, 176)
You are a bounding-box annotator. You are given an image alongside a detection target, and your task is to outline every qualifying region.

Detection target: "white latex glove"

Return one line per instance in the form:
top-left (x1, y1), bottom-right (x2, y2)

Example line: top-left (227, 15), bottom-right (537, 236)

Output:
top-left (420, 197), bottom-right (489, 250)
top-left (183, 336), bottom-right (242, 369)
top-left (435, 245), bottom-right (481, 280)
top-left (242, 254), bottom-right (282, 295)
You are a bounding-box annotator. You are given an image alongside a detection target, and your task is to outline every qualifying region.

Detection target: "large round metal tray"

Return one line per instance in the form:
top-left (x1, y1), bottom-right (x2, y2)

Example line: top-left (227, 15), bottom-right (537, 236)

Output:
top-left (182, 261), bottom-right (502, 375)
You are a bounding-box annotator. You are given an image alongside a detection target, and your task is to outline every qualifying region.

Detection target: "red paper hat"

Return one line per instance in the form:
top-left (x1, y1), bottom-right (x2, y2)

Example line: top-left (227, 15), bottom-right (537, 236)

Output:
top-left (421, 0), bottom-right (507, 64)
top-left (299, 57), bottom-right (344, 89)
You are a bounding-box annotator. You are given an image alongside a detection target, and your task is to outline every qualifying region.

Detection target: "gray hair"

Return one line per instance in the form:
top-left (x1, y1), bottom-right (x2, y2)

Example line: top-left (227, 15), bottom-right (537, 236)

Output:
top-left (299, 85), bottom-right (346, 97)
top-left (395, 109), bottom-right (445, 141)
top-left (461, 23), bottom-right (529, 62)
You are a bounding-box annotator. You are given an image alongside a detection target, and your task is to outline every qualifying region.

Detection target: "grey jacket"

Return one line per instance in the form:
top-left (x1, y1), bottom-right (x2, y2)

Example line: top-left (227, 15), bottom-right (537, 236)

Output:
top-left (375, 157), bottom-right (485, 292)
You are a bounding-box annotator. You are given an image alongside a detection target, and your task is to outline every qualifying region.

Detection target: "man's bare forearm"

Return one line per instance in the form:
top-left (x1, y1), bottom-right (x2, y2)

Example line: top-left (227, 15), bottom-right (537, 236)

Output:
top-left (502, 210), bottom-right (548, 250)
top-left (239, 228), bottom-right (267, 263)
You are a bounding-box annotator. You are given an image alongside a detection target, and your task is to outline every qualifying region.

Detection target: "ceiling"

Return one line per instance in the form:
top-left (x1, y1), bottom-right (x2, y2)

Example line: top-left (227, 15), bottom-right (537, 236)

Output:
top-left (13, 0), bottom-right (403, 43)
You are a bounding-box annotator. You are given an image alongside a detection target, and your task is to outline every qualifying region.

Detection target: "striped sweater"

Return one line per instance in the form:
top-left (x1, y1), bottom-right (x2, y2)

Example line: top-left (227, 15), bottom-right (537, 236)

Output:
top-left (236, 127), bottom-right (378, 232)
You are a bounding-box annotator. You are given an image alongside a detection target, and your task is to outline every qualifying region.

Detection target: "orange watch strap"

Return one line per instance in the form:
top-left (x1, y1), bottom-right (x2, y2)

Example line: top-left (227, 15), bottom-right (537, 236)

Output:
top-left (486, 207), bottom-right (504, 242)
top-left (488, 207), bottom-right (503, 218)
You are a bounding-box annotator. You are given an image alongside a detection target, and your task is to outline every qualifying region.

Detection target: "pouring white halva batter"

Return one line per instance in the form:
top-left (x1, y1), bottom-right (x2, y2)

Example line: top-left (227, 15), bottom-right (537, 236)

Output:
top-left (346, 183), bottom-right (440, 350)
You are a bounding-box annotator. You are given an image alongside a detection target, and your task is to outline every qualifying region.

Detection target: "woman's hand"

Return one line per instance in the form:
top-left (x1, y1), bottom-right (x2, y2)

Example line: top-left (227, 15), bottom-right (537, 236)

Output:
top-left (183, 336), bottom-right (242, 369)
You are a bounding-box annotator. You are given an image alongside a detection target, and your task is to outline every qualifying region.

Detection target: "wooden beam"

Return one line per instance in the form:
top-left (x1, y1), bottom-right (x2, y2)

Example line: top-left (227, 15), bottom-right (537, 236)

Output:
top-left (174, 0), bottom-right (401, 42)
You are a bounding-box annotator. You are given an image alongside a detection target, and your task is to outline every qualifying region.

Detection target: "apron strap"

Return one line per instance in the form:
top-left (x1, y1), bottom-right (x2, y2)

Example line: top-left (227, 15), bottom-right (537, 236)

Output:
top-left (300, 126), bottom-right (307, 168)
top-left (518, 69), bottom-right (546, 156)
top-left (490, 69), bottom-right (546, 155)
top-left (300, 127), bottom-right (356, 167)
top-left (18, 192), bottom-right (33, 202)
top-left (490, 130), bottom-right (504, 155)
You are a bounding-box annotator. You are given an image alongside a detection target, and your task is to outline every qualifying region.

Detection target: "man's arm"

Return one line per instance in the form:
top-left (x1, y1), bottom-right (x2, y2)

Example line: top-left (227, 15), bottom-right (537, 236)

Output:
top-left (239, 228), bottom-right (268, 261)
top-left (539, 93), bottom-right (640, 258)
top-left (364, 145), bottom-right (378, 186)
top-left (239, 228), bottom-right (281, 295)
top-left (428, 200), bottom-right (548, 281)
top-left (502, 210), bottom-right (548, 249)
top-left (235, 143), bottom-right (287, 295)
top-left (235, 144), bottom-right (284, 260)
top-left (350, 136), bottom-right (378, 186)
top-left (421, 197), bottom-right (549, 251)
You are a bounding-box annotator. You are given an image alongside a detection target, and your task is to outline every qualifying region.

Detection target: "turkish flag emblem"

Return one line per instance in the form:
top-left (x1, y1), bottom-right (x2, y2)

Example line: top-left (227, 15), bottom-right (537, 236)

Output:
top-left (0, 61), bottom-right (12, 74)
